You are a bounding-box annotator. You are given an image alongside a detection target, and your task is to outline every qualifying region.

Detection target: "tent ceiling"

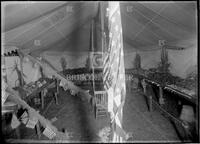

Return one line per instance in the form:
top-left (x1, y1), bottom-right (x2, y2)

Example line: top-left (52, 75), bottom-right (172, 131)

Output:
top-left (2, 1), bottom-right (197, 54)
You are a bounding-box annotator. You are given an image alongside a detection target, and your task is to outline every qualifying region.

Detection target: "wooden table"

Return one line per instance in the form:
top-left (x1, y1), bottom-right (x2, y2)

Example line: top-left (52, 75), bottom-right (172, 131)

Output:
top-left (164, 86), bottom-right (197, 106)
top-left (16, 78), bottom-right (55, 109)
top-left (144, 78), bottom-right (197, 106)
top-left (2, 100), bottom-right (20, 139)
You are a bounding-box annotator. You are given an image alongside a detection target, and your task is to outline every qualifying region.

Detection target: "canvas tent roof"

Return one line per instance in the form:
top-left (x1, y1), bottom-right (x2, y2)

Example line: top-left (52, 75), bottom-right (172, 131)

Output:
top-left (2, 1), bottom-right (197, 55)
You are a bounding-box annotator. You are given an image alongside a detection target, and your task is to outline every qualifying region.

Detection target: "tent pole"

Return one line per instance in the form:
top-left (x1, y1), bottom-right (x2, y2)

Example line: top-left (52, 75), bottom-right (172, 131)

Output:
top-left (20, 56), bottom-right (24, 87)
top-left (100, 2), bottom-right (104, 54)
top-left (91, 19), bottom-right (96, 93)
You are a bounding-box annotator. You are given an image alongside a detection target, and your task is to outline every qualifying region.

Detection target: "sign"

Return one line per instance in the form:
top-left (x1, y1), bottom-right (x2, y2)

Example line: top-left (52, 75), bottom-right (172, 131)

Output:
top-left (90, 52), bottom-right (104, 68)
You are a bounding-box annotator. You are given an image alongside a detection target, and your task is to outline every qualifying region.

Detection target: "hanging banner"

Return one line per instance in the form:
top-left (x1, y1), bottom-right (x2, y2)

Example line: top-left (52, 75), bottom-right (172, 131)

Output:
top-left (43, 126), bottom-right (56, 139)
top-left (103, 1), bottom-right (127, 142)
top-left (11, 114), bottom-right (21, 129)
top-left (1, 56), bottom-right (9, 105)
top-left (26, 117), bottom-right (38, 129)
top-left (20, 111), bottom-right (29, 124)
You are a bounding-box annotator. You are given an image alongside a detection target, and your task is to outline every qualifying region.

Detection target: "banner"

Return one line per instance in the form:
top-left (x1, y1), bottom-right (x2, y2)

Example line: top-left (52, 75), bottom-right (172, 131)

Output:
top-left (26, 117), bottom-right (38, 129)
top-left (11, 114), bottom-right (20, 129)
top-left (43, 126), bottom-right (56, 139)
top-left (103, 2), bottom-right (127, 142)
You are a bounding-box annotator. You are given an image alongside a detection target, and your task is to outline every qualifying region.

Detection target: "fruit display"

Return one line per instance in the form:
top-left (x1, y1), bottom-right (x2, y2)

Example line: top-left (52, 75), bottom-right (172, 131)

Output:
top-left (23, 79), bottom-right (48, 97)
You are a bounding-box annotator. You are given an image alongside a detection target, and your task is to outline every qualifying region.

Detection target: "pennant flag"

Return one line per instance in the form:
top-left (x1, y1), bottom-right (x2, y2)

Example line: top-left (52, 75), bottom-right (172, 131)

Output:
top-left (20, 111), bottom-right (29, 124)
top-left (103, 2), bottom-right (127, 142)
top-left (26, 117), bottom-right (38, 129)
top-left (2, 85), bottom-right (9, 105)
top-left (2, 58), bottom-right (8, 105)
top-left (11, 114), bottom-right (21, 129)
top-left (43, 126), bottom-right (56, 139)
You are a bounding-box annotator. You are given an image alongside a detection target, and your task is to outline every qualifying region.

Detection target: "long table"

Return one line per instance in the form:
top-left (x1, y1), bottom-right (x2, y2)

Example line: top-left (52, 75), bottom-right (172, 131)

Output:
top-left (144, 78), bottom-right (197, 106)
top-left (16, 78), bottom-right (55, 109)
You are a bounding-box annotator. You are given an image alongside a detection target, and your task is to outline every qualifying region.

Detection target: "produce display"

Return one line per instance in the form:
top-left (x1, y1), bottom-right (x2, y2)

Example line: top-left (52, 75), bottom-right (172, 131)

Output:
top-left (147, 68), bottom-right (197, 97)
top-left (23, 79), bottom-right (47, 97)
top-left (166, 84), bottom-right (196, 97)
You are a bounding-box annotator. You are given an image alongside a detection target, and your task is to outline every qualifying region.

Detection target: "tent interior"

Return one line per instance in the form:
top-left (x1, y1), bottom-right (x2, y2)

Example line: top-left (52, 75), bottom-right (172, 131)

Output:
top-left (1, 1), bottom-right (198, 143)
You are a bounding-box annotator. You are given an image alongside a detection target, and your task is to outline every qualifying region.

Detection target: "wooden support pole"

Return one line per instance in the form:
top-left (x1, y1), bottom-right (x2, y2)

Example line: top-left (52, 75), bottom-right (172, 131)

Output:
top-left (149, 95), bottom-right (152, 112)
top-left (15, 127), bottom-right (21, 139)
top-left (159, 86), bottom-right (164, 105)
top-left (19, 55), bottom-right (24, 87)
top-left (54, 92), bottom-right (58, 105)
top-left (36, 122), bottom-right (41, 139)
top-left (141, 79), bottom-right (147, 95)
top-left (41, 91), bottom-right (44, 109)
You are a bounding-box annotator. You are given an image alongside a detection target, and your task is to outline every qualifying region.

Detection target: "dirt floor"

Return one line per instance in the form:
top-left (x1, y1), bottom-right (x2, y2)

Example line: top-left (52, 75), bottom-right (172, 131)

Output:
top-left (123, 88), bottom-right (180, 142)
top-left (5, 86), bottom-right (181, 142)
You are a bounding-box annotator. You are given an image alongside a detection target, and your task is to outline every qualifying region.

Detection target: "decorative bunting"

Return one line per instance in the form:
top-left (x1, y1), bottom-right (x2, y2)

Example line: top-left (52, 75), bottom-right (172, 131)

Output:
top-left (43, 126), bottom-right (56, 139)
top-left (2, 59), bottom-right (8, 105)
top-left (20, 111), bottom-right (29, 124)
top-left (103, 2), bottom-right (127, 142)
top-left (26, 117), bottom-right (38, 129)
top-left (11, 114), bottom-right (20, 129)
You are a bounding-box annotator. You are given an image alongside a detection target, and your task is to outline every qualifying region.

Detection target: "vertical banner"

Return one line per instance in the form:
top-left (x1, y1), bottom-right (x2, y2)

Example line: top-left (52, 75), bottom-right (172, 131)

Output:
top-left (11, 114), bottom-right (21, 129)
top-left (103, 1), bottom-right (126, 142)
top-left (1, 55), bottom-right (8, 105)
top-left (43, 126), bottom-right (56, 139)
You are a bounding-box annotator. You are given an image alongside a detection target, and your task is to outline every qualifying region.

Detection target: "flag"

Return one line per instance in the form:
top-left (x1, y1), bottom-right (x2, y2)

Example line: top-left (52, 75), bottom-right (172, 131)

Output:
top-left (2, 80), bottom-right (8, 105)
top-left (103, 2), bottom-right (126, 142)
top-left (20, 111), bottom-right (29, 124)
top-left (11, 114), bottom-right (21, 129)
top-left (43, 126), bottom-right (56, 139)
top-left (2, 56), bottom-right (8, 105)
top-left (26, 117), bottom-right (38, 129)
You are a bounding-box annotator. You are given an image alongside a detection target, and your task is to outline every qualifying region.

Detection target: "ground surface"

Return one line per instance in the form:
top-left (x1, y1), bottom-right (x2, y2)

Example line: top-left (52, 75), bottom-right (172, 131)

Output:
top-left (4, 86), bottom-right (180, 142)
top-left (123, 88), bottom-right (180, 142)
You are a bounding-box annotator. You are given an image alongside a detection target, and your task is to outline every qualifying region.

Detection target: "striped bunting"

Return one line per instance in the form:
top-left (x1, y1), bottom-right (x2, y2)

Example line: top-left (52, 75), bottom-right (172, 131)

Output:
top-left (43, 126), bottom-right (56, 139)
top-left (20, 111), bottom-right (29, 124)
top-left (11, 114), bottom-right (20, 129)
top-left (103, 2), bottom-right (127, 142)
top-left (26, 117), bottom-right (38, 129)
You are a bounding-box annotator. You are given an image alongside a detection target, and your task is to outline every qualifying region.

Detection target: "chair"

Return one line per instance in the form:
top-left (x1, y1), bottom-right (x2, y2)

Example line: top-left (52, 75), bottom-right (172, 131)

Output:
top-left (94, 91), bottom-right (108, 118)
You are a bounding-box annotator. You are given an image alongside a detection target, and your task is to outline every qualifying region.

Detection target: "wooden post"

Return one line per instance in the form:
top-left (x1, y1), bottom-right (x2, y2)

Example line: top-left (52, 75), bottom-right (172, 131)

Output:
top-left (159, 86), bottom-right (164, 105)
top-left (149, 95), bottom-right (152, 112)
top-left (54, 92), bottom-right (58, 105)
top-left (19, 55), bottom-right (24, 87)
top-left (15, 127), bottom-right (21, 139)
top-left (36, 122), bottom-right (41, 139)
top-left (141, 79), bottom-right (147, 95)
top-left (41, 91), bottom-right (44, 109)
top-left (56, 79), bottom-right (59, 94)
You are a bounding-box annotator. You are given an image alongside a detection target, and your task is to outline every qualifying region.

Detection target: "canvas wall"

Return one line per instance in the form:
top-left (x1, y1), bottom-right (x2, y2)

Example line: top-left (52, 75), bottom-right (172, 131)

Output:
top-left (5, 38), bottom-right (197, 88)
